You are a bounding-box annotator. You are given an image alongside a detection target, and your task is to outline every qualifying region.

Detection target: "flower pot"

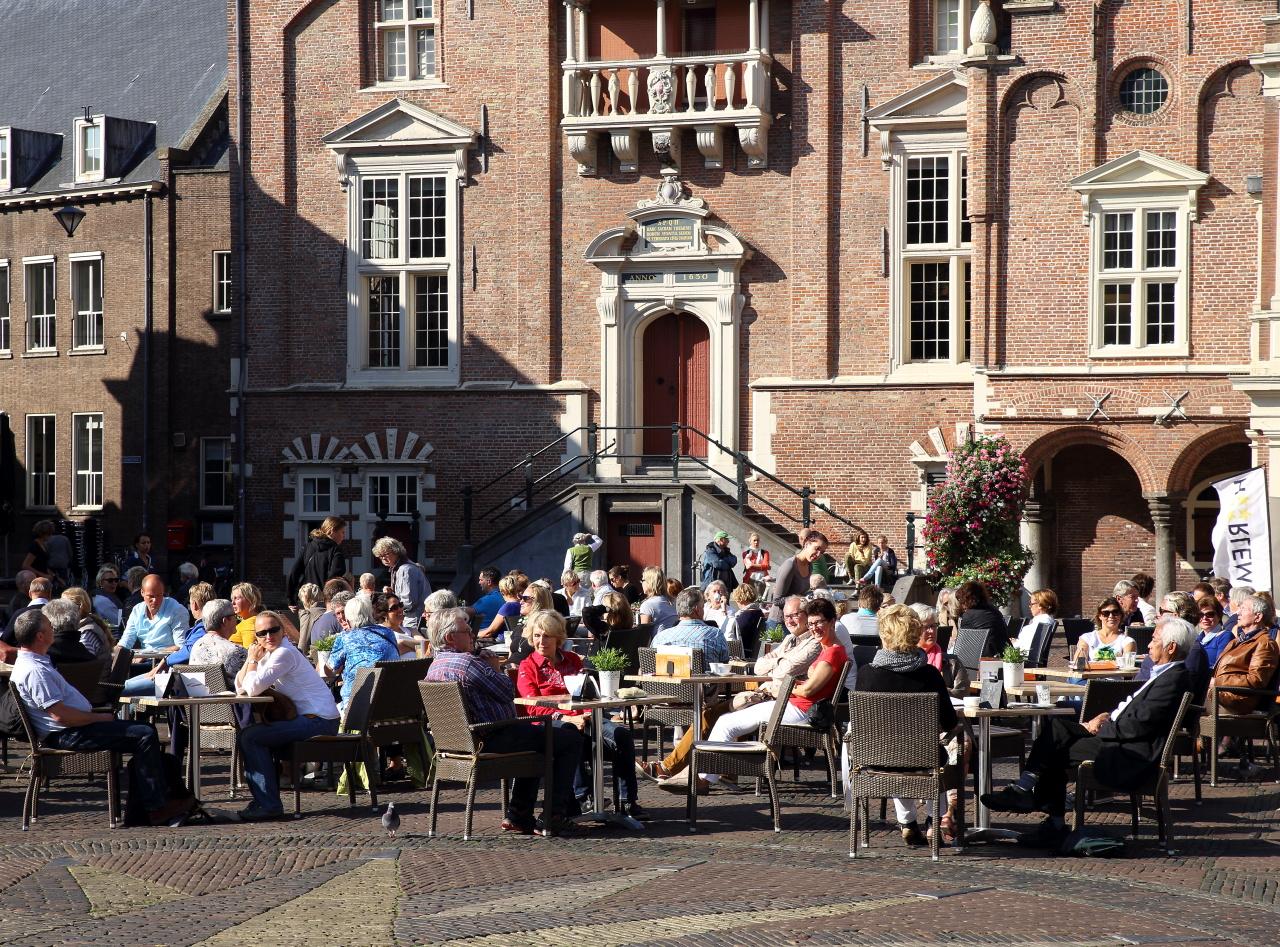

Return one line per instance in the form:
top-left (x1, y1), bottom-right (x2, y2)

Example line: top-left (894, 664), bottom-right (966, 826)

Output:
top-left (1002, 662), bottom-right (1024, 689)
top-left (316, 650), bottom-right (331, 672)
top-left (598, 670), bottom-right (621, 698)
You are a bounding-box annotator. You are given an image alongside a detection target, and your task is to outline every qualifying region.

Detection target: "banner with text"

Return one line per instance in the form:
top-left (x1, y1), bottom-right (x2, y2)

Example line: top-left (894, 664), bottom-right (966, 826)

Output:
top-left (1211, 467), bottom-right (1272, 592)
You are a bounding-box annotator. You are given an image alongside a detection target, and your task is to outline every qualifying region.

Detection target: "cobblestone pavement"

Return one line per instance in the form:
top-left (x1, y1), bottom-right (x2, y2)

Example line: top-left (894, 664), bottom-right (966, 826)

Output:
top-left (1, 756), bottom-right (1277, 946)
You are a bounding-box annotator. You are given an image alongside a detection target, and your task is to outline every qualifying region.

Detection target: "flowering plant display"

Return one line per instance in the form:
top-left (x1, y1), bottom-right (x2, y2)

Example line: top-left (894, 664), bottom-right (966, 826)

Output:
top-left (922, 434), bottom-right (1033, 606)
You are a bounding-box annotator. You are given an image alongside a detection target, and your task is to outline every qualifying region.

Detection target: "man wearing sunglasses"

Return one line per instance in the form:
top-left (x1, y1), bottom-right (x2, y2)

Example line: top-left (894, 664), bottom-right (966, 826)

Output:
top-left (234, 611), bottom-right (341, 821)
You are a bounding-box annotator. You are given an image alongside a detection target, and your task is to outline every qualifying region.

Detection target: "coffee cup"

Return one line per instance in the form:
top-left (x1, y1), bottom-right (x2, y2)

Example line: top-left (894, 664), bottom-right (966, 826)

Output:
top-left (1035, 683), bottom-right (1053, 706)
top-left (963, 695), bottom-right (981, 716)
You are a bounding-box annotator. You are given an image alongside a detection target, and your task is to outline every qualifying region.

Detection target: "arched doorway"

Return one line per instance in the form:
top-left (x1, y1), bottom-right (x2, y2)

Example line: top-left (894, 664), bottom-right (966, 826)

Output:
top-left (641, 311), bottom-right (709, 456)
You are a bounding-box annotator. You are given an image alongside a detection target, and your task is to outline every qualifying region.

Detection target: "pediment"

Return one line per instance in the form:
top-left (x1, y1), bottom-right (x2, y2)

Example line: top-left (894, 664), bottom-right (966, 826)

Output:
top-left (866, 71), bottom-right (968, 127)
top-left (1070, 151), bottom-right (1209, 192)
top-left (322, 98), bottom-right (476, 152)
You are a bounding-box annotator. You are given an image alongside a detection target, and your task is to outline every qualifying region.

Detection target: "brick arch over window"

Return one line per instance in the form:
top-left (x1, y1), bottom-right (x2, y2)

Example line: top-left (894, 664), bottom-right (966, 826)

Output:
top-left (1164, 425), bottom-right (1250, 496)
top-left (1018, 425), bottom-right (1159, 495)
top-left (998, 71), bottom-right (1087, 170)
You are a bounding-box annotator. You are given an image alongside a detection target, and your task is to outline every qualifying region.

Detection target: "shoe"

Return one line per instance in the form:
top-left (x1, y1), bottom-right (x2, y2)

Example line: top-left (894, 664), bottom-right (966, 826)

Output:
top-left (536, 814), bottom-right (582, 837)
top-left (501, 816), bottom-right (536, 835)
top-left (1016, 817), bottom-right (1069, 850)
top-left (1234, 760), bottom-right (1263, 780)
top-left (237, 803), bottom-right (286, 822)
top-left (637, 760), bottom-right (669, 781)
top-left (626, 802), bottom-right (651, 822)
top-left (980, 783), bottom-right (1038, 814)
top-left (899, 822), bottom-right (927, 846)
top-left (147, 796), bottom-right (197, 827)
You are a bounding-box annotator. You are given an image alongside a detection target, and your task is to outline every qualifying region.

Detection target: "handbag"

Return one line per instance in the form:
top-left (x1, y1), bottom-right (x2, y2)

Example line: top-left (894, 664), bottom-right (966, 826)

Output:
top-left (261, 687), bottom-right (298, 723)
top-left (801, 699), bottom-right (835, 731)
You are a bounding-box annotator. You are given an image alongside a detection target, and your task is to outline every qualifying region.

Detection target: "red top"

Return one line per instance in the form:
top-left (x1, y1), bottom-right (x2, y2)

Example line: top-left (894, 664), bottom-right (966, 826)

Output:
top-left (516, 649), bottom-right (586, 717)
top-left (742, 547), bottom-right (771, 580)
top-left (789, 643), bottom-right (849, 713)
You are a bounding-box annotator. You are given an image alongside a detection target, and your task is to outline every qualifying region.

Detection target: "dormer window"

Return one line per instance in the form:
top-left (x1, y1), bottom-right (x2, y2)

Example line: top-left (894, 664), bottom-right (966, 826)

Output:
top-left (0, 129), bottom-right (10, 191)
top-left (75, 116), bottom-right (104, 183)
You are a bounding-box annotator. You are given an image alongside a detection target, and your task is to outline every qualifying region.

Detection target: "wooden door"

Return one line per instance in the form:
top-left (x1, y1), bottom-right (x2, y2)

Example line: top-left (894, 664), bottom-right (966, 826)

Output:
top-left (605, 512), bottom-right (663, 577)
top-left (641, 312), bottom-right (710, 456)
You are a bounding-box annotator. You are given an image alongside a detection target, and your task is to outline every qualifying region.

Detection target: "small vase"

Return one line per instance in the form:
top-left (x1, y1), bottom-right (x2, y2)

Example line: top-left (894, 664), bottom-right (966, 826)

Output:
top-left (316, 650), bottom-right (331, 672)
top-left (598, 670), bottom-right (621, 698)
top-left (1003, 662), bottom-right (1024, 689)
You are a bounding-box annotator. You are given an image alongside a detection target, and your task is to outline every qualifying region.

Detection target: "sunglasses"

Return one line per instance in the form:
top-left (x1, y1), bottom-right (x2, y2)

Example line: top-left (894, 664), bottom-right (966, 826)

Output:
top-left (519, 594), bottom-right (536, 602)
top-left (1199, 609), bottom-right (1219, 617)
top-left (255, 625), bottom-right (283, 638)
top-left (102, 576), bottom-right (119, 583)
top-left (1099, 609), bottom-right (1122, 617)
top-left (388, 604), bottom-right (404, 612)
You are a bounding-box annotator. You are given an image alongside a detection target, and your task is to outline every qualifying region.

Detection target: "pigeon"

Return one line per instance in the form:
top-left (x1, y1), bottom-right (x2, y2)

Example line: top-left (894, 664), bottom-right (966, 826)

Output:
top-left (381, 801), bottom-right (400, 838)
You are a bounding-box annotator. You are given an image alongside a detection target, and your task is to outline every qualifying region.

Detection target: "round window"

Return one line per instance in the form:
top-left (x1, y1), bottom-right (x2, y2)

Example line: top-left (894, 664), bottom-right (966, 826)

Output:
top-left (1118, 68), bottom-right (1169, 115)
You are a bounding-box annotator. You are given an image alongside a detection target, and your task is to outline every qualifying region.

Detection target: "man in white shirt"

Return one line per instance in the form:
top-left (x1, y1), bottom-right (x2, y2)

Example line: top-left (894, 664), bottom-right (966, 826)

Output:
top-left (556, 571), bottom-right (592, 617)
top-left (234, 611), bottom-right (341, 820)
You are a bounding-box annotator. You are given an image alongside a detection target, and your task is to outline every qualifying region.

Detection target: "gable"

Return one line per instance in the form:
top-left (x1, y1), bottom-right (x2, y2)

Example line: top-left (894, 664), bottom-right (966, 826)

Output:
top-left (866, 71), bottom-right (968, 127)
top-left (1070, 151), bottom-right (1209, 192)
top-left (322, 98), bottom-right (476, 151)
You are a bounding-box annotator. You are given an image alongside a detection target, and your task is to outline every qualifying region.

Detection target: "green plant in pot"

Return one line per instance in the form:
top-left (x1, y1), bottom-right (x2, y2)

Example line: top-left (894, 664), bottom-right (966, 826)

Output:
top-left (1000, 643), bottom-right (1025, 689)
top-left (591, 647), bottom-right (628, 698)
top-left (313, 634), bottom-right (338, 669)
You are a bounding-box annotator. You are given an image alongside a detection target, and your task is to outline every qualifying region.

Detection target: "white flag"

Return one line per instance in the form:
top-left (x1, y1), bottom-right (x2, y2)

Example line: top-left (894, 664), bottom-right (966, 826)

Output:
top-left (1211, 467), bottom-right (1272, 593)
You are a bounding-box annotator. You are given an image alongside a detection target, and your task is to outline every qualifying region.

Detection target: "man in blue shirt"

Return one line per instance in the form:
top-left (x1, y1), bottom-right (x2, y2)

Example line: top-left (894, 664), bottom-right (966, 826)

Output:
top-left (120, 575), bottom-right (192, 697)
top-left (651, 587), bottom-right (730, 664)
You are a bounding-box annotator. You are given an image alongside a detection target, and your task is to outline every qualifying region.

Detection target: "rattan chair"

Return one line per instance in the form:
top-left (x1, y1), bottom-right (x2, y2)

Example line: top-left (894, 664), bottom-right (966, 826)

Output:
top-left (96, 646), bottom-right (134, 711)
top-left (288, 666), bottom-right (380, 815)
top-left (418, 680), bottom-right (552, 840)
top-left (1026, 620), bottom-right (1059, 669)
top-left (58, 657), bottom-right (111, 709)
top-left (168, 663), bottom-right (241, 794)
top-left (11, 681), bottom-right (122, 830)
top-left (367, 657), bottom-right (433, 790)
top-left (775, 661), bottom-right (852, 797)
top-left (1202, 682), bottom-right (1280, 786)
top-left (845, 691), bottom-right (948, 861)
top-left (1080, 679), bottom-right (1144, 722)
top-left (949, 625), bottom-right (987, 676)
top-left (1074, 692), bottom-right (1193, 853)
top-left (1061, 619), bottom-right (1094, 662)
top-left (637, 646), bottom-right (705, 761)
top-left (687, 676), bottom-right (796, 833)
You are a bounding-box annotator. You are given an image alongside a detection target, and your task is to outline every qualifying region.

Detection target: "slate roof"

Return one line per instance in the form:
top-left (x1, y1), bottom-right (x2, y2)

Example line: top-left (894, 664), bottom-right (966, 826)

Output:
top-left (0, 0), bottom-right (228, 196)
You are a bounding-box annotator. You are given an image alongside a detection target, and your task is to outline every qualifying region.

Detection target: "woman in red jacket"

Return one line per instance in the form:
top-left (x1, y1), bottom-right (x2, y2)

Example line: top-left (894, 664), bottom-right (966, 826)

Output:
top-left (516, 610), bottom-right (646, 821)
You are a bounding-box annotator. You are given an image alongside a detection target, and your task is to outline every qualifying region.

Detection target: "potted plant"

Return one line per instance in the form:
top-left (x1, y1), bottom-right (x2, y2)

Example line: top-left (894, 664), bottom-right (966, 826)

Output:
top-left (313, 634), bottom-right (337, 672)
top-left (590, 647), bottom-right (628, 698)
top-left (1001, 644), bottom-right (1025, 689)
top-left (761, 623), bottom-right (786, 654)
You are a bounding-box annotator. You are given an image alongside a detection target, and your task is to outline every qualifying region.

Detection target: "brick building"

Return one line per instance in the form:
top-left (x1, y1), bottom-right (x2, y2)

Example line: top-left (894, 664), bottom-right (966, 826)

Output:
top-left (234, 0), bottom-right (1279, 615)
top-left (0, 0), bottom-right (232, 582)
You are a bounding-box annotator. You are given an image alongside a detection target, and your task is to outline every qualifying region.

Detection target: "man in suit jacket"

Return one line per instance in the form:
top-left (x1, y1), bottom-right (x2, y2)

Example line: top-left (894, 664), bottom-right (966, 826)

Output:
top-left (983, 617), bottom-right (1195, 848)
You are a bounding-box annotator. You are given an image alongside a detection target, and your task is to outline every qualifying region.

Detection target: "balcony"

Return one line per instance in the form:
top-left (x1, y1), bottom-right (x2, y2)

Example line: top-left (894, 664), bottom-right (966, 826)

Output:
top-left (560, 0), bottom-right (772, 175)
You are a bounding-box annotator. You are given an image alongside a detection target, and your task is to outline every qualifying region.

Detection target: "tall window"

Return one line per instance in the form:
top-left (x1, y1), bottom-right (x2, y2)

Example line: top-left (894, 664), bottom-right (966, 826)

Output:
top-left (76, 118), bottom-right (104, 182)
top-left (25, 259), bottom-right (55, 351)
top-left (213, 251), bottom-right (233, 314)
top-left (26, 415), bottom-right (55, 509)
top-left (0, 129), bottom-right (10, 191)
top-left (377, 0), bottom-right (439, 84)
top-left (352, 167), bottom-right (457, 381)
top-left (71, 255), bottom-right (103, 349)
top-left (930, 0), bottom-right (971, 57)
top-left (0, 261), bottom-right (9, 352)
top-left (72, 413), bottom-right (103, 509)
top-left (899, 149), bottom-right (971, 363)
top-left (368, 472), bottom-right (418, 517)
top-left (201, 438), bottom-right (233, 509)
top-left (1096, 208), bottom-right (1181, 350)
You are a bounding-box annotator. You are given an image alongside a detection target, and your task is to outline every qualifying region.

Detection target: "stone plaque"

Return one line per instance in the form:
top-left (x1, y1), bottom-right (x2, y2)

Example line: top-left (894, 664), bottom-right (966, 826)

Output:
top-left (674, 271), bottom-right (716, 284)
top-left (622, 272), bottom-right (661, 284)
top-left (643, 216), bottom-right (696, 247)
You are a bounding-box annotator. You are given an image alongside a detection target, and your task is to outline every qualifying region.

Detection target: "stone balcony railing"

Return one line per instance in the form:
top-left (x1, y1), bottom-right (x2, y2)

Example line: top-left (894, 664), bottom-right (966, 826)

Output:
top-left (561, 51), bottom-right (772, 174)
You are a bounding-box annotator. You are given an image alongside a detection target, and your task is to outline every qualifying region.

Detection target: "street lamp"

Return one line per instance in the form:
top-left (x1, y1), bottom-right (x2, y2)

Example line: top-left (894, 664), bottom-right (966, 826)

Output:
top-left (53, 204), bottom-right (86, 237)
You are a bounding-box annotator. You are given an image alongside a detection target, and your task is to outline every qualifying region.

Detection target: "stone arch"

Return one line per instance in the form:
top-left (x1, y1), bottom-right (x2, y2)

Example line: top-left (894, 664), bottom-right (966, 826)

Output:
top-left (999, 71), bottom-right (1087, 172)
top-left (1164, 425), bottom-right (1250, 495)
top-left (1019, 425), bottom-right (1159, 495)
top-left (1197, 60), bottom-right (1262, 167)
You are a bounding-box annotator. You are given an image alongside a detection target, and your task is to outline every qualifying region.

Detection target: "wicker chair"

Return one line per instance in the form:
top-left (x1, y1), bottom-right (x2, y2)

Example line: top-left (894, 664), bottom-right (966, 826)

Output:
top-left (367, 657), bottom-right (433, 790)
top-left (637, 647), bottom-right (705, 761)
top-left (1202, 682), bottom-right (1280, 786)
top-left (950, 625), bottom-right (988, 676)
top-left (418, 680), bottom-right (552, 840)
top-left (96, 646), bottom-right (134, 711)
top-left (288, 666), bottom-right (380, 816)
top-left (169, 663), bottom-right (241, 794)
top-left (1061, 619), bottom-right (1094, 662)
top-left (1074, 692), bottom-right (1193, 853)
top-left (845, 691), bottom-right (948, 861)
top-left (687, 676), bottom-right (796, 833)
top-left (1081, 679), bottom-right (1144, 722)
top-left (58, 657), bottom-right (111, 709)
top-left (774, 661), bottom-right (852, 797)
top-left (1026, 621), bottom-right (1059, 669)
top-left (10, 681), bottom-right (122, 830)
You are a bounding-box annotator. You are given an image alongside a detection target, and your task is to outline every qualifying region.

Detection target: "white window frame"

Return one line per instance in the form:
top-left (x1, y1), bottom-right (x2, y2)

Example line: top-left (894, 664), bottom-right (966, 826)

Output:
top-left (23, 255), bottom-right (56, 353)
top-left (891, 137), bottom-right (971, 367)
top-left (74, 115), bottom-right (105, 184)
top-left (927, 0), bottom-right (972, 61)
top-left (346, 156), bottom-right (461, 386)
top-left (0, 128), bottom-right (11, 192)
top-left (71, 412), bottom-right (104, 511)
top-left (365, 469), bottom-right (420, 521)
top-left (0, 259), bottom-right (10, 353)
top-left (69, 251), bottom-right (104, 351)
top-left (213, 251), bottom-right (232, 314)
top-left (200, 437), bottom-right (233, 510)
top-left (376, 0), bottom-right (441, 87)
top-left (299, 471), bottom-right (336, 519)
top-left (26, 414), bottom-right (55, 511)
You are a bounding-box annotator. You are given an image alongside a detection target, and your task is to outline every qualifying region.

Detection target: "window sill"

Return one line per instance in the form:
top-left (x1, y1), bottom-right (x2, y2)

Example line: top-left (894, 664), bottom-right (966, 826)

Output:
top-left (0, 351), bottom-right (11, 360)
top-left (69, 346), bottom-right (106, 356)
top-left (70, 506), bottom-right (104, 514)
top-left (361, 79), bottom-right (449, 93)
top-left (346, 370), bottom-right (460, 389)
top-left (22, 349), bottom-right (59, 358)
top-left (887, 362), bottom-right (975, 384)
top-left (1089, 345), bottom-right (1190, 359)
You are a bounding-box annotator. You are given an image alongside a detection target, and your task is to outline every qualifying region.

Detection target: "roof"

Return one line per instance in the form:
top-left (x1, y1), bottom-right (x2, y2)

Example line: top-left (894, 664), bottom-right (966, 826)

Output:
top-left (0, 0), bottom-right (227, 196)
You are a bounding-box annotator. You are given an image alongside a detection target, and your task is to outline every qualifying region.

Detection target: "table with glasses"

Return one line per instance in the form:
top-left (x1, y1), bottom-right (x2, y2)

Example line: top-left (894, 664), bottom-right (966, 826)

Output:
top-left (624, 673), bottom-right (771, 741)
top-left (121, 693), bottom-right (273, 801)
top-left (971, 681), bottom-right (1086, 700)
top-left (962, 702), bottom-right (1077, 844)
top-left (1026, 665), bottom-right (1140, 681)
top-left (514, 693), bottom-right (674, 829)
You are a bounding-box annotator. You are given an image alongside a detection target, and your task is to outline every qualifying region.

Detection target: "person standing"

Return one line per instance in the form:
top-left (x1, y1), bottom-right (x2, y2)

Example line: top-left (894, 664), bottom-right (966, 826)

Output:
top-left (373, 537), bottom-right (431, 634)
top-left (770, 530), bottom-right (828, 614)
top-left (699, 530), bottom-right (739, 592)
top-left (562, 533), bottom-right (602, 575)
top-left (122, 533), bottom-right (156, 574)
top-left (286, 516), bottom-right (349, 603)
top-left (741, 532), bottom-right (771, 587)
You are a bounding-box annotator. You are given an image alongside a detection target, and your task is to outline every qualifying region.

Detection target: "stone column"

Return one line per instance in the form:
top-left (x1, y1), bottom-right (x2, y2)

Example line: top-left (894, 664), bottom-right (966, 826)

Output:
top-left (1145, 494), bottom-right (1180, 600)
top-left (760, 0), bottom-right (770, 55)
top-left (748, 0), bottom-right (759, 51)
top-left (1020, 497), bottom-right (1049, 593)
top-left (655, 0), bottom-right (667, 58)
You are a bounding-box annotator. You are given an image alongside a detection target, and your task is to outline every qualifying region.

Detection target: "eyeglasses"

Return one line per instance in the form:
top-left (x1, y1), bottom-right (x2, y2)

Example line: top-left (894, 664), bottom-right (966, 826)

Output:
top-left (388, 604), bottom-right (404, 612)
top-left (783, 612), bottom-right (802, 621)
top-left (1157, 608), bottom-right (1173, 615)
top-left (1198, 609), bottom-right (1218, 617)
top-left (1099, 609), bottom-right (1122, 618)
top-left (519, 594), bottom-right (536, 603)
top-left (255, 625), bottom-right (283, 638)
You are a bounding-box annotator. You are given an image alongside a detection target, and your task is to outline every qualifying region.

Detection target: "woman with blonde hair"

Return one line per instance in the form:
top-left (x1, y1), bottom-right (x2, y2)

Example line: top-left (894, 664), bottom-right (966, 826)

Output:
top-left (296, 583), bottom-right (326, 653)
top-left (286, 515), bottom-right (349, 602)
top-left (509, 582), bottom-right (554, 663)
top-left (637, 566), bottom-right (677, 631)
top-left (62, 586), bottom-right (115, 656)
top-left (478, 573), bottom-right (527, 642)
top-left (230, 582), bottom-right (265, 647)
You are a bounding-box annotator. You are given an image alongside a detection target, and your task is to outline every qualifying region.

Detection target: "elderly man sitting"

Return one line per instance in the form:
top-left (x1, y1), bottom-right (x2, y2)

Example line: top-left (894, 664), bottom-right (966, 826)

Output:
top-left (983, 618), bottom-right (1195, 848)
top-left (190, 599), bottom-right (248, 681)
top-left (651, 587), bottom-right (730, 664)
top-left (424, 606), bottom-right (583, 835)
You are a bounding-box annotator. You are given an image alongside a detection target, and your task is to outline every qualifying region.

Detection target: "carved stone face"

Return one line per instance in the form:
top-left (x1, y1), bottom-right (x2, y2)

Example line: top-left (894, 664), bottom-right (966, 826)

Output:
top-left (647, 67), bottom-right (674, 114)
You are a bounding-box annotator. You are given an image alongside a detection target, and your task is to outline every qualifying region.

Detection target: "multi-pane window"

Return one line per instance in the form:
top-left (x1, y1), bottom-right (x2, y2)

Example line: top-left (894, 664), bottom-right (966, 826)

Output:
top-left (414, 274), bottom-right (448, 367)
top-left (1119, 68), bottom-right (1169, 115)
top-left (79, 121), bottom-right (103, 181)
top-left (899, 148), bottom-right (970, 364)
top-left (934, 0), bottom-right (962, 55)
top-left (0, 130), bottom-right (10, 190)
top-left (25, 259), bottom-right (55, 351)
top-left (72, 413), bottom-right (103, 509)
top-left (1096, 207), bottom-right (1181, 351)
top-left (367, 276), bottom-right (401, 368)
top-left (26, 415), bottom-right (55, 509)
top-left (201, 438), bottom-right (233, 509)
top-left (408, 176), bottom-right (446, 259)
top-left (361, 178), bottom-right (399, 260)
top-left (0, 262), bottom-right (9, 352)
top-left (213, 251), bottom-right (233, 313)
top-left (368, 472), bottom-right (418, 517)
top-left (377, 0), bottom-right (439, 84)
top-left (71, 256), bottom-right (103, 349)
top-left (301, 474), bottom-right (333, 517)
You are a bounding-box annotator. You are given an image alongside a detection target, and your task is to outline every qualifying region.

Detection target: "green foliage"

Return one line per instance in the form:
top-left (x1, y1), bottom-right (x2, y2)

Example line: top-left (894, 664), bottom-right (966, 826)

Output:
top-left (1001, 644), bottom-right (1025, 664)
top-left (590, 647), bottom-right (629, 672)
top-left (763, 623), bottom-right (786, 643)
top-left (313, 634), bottom-right (338, 654)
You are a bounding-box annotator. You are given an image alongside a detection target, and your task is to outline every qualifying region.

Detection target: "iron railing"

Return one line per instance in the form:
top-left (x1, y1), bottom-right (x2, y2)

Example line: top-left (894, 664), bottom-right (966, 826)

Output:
top-left (461, 423), bottom-right (863, 545)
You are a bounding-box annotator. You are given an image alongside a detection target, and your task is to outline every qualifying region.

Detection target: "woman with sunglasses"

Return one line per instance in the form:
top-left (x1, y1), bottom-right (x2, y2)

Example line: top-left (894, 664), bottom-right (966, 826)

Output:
top-left (1195, 595), bottom-right (1231, 668)
top-left (1073, 597), bottom-right (1137, 664)
top-left (510, 583), bottom-right (555, 664)
top-left (235, 610), bottom-right (341, 821)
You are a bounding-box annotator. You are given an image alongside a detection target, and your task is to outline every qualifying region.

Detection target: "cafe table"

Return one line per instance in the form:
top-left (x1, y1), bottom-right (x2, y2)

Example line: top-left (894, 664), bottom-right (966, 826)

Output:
top-left (624, 673), bottom-right (771, 741)
top-left (1026, 665), bottom-right (1139, 681)
top-left (121, 692), bottom-right (273, 801)
top-left (971, 680), bottom-right (1086, 700)
top-left (962, 702), bottom-right (1077, 844)
top-left (514, 693), bottom-right (674, 829)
